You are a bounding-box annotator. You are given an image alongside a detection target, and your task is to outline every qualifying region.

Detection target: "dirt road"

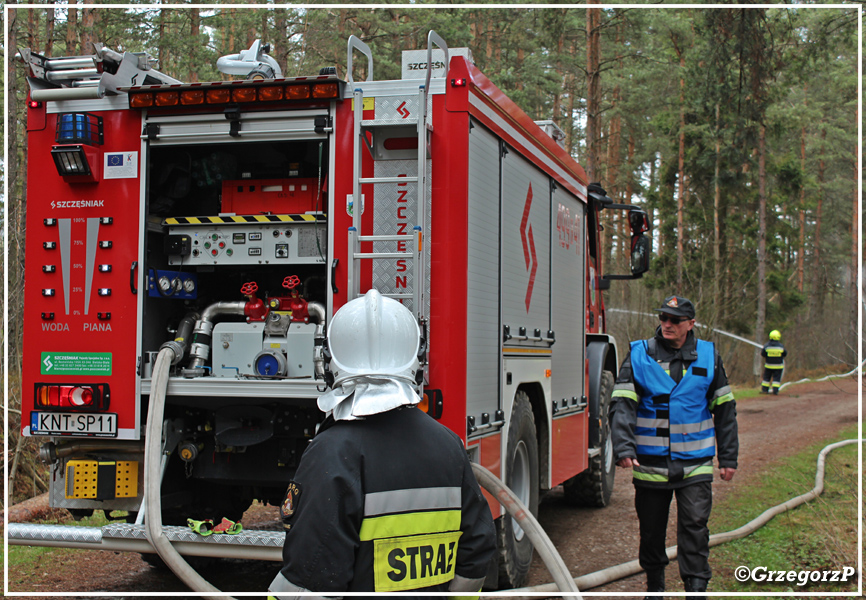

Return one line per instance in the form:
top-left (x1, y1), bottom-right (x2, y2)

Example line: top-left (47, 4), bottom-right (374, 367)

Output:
top-left (5, 377), bottom-right (859, 598)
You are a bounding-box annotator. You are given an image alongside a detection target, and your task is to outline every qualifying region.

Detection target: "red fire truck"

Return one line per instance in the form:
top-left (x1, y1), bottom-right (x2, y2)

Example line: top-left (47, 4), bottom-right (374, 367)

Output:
top-left (14, 32), bottom-right (650, 588)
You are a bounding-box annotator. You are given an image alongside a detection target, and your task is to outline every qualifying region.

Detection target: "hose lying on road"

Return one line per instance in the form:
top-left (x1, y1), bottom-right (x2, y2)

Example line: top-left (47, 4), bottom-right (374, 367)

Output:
top-left (145, 347), bottom-right (238, 600)
top-left (471, 463), bottom-right (581, 596)
top-left (507, 438), bottom-right (862, 595)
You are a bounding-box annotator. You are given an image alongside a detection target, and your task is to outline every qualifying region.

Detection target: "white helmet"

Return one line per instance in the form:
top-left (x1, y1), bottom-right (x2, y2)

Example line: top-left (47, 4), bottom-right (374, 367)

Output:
top-left (325, 289), bottom-right (421, 387)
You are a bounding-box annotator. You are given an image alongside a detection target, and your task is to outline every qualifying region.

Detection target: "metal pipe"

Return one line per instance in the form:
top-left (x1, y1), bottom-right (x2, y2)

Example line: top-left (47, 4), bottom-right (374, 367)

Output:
top-left (30, 87), bottom-right (103, 102)
top-left (39, 441), bottom-right (144, 463)
top-left (7, 523), bottom-right (282, 562)
top-left (45, 57), bottom-right (96, 70)
top-left (45, 68), bottom-right (99, 81)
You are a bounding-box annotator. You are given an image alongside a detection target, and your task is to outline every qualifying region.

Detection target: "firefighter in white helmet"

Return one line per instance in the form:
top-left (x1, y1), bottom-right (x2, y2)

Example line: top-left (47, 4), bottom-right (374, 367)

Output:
top-left (268, 289), bottom-right (496, 598)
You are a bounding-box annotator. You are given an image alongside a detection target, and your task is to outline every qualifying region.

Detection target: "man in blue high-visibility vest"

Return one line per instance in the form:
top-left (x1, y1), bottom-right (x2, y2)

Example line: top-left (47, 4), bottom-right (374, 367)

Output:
top-left (610, 296), bottom-right (738, 598)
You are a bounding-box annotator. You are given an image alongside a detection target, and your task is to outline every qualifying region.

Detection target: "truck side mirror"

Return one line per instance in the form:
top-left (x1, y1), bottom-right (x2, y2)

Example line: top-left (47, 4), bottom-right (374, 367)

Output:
top-left (628, 209), bottom-right (650, 234)
top-left (630, 234), bottom-right (651, 277)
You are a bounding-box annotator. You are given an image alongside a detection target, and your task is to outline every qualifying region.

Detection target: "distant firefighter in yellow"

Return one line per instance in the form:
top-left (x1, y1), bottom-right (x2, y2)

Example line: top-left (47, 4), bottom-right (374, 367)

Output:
top-left (760, 330), bottom-right (787, 395)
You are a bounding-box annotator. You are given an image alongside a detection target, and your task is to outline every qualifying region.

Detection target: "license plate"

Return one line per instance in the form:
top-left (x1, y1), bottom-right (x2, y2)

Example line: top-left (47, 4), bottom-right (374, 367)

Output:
top-left (31, 412), bottom-right (118, 437)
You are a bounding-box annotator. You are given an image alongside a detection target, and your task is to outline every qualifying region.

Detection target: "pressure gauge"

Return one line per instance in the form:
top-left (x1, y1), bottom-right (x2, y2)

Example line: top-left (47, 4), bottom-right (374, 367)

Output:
top-left (183, 278), bottom-right (196, 293)
top-left (157, 276), bottom-right (172, 294)
top-left (171, 277), bottom-right (183, 293)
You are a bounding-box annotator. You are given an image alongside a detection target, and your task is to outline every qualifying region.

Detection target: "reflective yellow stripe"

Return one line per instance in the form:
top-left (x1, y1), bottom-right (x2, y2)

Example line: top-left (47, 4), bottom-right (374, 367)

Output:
top-left (765, 364), bottom-right (784, 369)
top-left (685, 465), bottom-right (714, 478)
top-left (360, 509), bottom-right (461, 541)
top-left (710, 392), bottom-right (734, 410)
top-left (612, 389), bottom-right (639, 402)
top-left (632, 470), bottom-right (668, 482)
top-left (373, 530), bottom-right (462, 591)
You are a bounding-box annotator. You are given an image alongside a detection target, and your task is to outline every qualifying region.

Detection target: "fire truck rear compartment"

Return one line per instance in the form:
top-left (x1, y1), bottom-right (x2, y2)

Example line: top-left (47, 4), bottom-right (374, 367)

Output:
top-left (141, 137), bottom-right (331, 515)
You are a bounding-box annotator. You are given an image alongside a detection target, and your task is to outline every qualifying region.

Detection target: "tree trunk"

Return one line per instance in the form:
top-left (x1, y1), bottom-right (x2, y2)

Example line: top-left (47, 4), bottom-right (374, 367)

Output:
top-left (754, 124), bottom-right (768, 379)
top-left (188, 8), bottom-right (200, 82)
top-left (585, 6), bottom-right (601, 183)
top-left (797, 124), bottom-right (806, 293)
top-left (714, 104), bottom-right (721, 302)
top-left (45, 5), bottom-right (56, 56)
top-left (849, 150), bottom-right (859, 366)
top-left (676, 49), bottom-right (685, 294)
top-left (82, 0), bottom-right (96, 54)
top-left (66, 4), bottom-right (78, 54)
top-left (274, 9), bottom-right (288, 77)
top-left (811, 128), bottom-right (827, 317)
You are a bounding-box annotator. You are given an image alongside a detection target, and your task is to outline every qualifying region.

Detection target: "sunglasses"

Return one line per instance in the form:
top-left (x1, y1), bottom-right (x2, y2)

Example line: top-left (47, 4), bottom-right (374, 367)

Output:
top-left (659, 314), bottom-right (689, 324)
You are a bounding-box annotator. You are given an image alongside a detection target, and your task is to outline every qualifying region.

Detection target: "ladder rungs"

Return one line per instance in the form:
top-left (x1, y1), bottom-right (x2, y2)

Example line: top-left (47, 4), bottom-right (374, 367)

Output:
top-left (354, 252), bottom-right (413, 260)
top-left (357, 234), bottom-right (414, 242)
top-left (361, 119), bottom-right (419, 128)
top-left (359, 176), bottom-right (419, 184)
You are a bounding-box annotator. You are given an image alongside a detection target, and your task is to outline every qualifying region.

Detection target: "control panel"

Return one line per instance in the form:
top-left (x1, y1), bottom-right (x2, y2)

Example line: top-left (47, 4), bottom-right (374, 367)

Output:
top-left (165, 215), bottom-right (327, 266)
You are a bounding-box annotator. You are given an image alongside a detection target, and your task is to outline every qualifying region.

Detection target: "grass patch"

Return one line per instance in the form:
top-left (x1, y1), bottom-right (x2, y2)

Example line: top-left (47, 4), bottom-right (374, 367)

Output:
top-left (709, 425), bottom-right (861, 594)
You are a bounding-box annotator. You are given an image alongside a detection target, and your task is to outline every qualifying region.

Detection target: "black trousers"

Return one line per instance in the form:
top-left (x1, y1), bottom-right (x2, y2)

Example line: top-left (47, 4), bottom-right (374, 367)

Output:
top-left (762, 367), bottom-right (783, 392)
top-left (634, 481), bottom-right (713, 581)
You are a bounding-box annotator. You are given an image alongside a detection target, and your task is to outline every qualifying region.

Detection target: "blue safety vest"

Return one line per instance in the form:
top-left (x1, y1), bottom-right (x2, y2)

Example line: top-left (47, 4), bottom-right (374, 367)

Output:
top-left (630, 338), bottom-right (716, 461)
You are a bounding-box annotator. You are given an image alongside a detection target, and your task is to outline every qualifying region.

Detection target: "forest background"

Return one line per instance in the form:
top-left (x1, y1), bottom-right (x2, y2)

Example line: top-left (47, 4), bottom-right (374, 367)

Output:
top-left (1, 3), bottom-right (861, 501)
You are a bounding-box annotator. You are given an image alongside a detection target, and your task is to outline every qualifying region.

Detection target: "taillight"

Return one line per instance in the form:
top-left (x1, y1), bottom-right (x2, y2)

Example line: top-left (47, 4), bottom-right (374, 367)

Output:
top-left (35, 383), bottom-right (110, 411)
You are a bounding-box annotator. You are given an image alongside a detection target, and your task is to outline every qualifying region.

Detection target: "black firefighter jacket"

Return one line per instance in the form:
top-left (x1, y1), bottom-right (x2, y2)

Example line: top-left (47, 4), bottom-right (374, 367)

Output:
top-left (270, 405), bottom-right (496, 598)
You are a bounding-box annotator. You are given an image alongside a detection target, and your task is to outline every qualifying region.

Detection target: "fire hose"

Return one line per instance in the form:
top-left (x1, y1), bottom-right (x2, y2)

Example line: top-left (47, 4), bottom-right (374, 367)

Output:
top-left (145, 347), bottom-right (234, 600)
top-left (145, 344), bottom-right (579, 596)
top-left (506, 437), bottom-right (862, 595)
top-left (147, 344), bottom-right (855, 597)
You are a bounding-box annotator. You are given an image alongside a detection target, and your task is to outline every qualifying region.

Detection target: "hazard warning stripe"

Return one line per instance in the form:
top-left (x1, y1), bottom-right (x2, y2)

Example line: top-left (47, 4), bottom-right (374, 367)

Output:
top-left (163, 214), bottom-right (327, 226)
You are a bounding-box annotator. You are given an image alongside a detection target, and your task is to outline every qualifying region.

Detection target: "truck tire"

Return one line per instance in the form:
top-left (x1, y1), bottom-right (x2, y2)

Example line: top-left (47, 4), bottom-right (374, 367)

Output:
top-left (497, 390), bottom-right (539, 589)
top-left (563, 370), bottom-right (615, 507)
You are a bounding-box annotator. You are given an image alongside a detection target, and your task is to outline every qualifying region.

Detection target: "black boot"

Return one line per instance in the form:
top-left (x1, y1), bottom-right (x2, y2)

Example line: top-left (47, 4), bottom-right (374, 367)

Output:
top-left (684, 577), bottom-right (708, 599)
top-left (644, 569), bottom-right (665, 600)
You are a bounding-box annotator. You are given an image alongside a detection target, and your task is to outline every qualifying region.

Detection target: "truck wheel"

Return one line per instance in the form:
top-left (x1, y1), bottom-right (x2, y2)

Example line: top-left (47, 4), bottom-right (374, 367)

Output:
top-left (563, 370), bottom-right (615, 507)
top-left (497, 390), bottom-right (539, 589)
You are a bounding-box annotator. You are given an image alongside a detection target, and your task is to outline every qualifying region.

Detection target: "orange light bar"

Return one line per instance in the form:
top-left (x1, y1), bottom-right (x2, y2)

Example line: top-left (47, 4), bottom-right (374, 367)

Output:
top-left (206, 88), bottom-right (232, 104)
top-left (232, 87), bottom-right (257, 103)
top-left (286, 84), bottom-right (311, 100)
top-left (312, 82), bottom-right (339, 99)
top-left (129, 92), bottom-right (154, 108)
top-left (180, 89), bottom-right (205, 105)
top-left (258, 86), bottom-right (284, 102)
top-left (155, 91), bottom-right (179, 107)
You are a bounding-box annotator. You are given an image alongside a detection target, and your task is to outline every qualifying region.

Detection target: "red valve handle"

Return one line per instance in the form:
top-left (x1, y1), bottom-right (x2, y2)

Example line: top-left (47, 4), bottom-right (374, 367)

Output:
top-left (282, 275), bottom-right (301, 290)
top-left (240, 282), bottom-right (259, 296)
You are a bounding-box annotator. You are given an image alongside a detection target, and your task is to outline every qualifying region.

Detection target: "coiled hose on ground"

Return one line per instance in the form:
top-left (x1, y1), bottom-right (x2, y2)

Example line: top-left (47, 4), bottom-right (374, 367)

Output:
top-left (506, 437), bottom-right (862, 595)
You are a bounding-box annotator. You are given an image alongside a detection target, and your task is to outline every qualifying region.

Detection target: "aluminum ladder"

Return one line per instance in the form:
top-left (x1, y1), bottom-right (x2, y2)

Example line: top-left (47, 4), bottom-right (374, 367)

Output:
top-left (345, 32), bottom-right (448, 321)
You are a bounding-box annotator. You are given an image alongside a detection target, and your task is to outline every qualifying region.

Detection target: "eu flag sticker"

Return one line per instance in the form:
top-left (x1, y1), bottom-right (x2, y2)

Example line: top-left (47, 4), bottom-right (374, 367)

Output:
top-left (104, 151), bottom-right (137, 179)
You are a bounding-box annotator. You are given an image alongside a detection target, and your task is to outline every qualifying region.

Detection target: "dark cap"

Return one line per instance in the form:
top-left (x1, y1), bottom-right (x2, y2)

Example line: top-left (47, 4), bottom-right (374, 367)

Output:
top-left (654, 295), bottom-right (695, 319)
